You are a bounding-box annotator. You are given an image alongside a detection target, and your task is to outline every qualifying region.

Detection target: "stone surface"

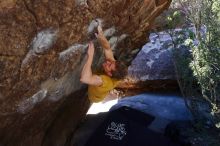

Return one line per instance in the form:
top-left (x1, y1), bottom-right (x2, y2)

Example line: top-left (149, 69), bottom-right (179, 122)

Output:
top-left (0, 0), bottom-right (171, 146)
top-left (118, 31), bottom-right (179, 93)
top-left (112, 93), bottom-right (192, 121)
top-left (128, 27), bottom-right (197, 81)
top-left (128, 31), bottom-right (176, 81)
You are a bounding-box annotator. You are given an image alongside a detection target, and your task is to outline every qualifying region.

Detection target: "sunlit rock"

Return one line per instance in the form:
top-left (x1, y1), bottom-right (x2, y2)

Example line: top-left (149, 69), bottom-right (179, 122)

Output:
top-left (128, 31), bottom-right (175, 81)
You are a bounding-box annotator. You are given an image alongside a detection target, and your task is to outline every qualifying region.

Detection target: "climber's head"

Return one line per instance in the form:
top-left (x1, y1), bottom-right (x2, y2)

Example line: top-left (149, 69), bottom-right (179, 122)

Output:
top-left (102, 59), bottom-right (127, 80)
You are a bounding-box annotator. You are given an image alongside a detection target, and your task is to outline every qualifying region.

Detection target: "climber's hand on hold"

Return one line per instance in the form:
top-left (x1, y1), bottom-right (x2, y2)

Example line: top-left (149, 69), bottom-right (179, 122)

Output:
top-left (95, 25), bottom-right (105, 41)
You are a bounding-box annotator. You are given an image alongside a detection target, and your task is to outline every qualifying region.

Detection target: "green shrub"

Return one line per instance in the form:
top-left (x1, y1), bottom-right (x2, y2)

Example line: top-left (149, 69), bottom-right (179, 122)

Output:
top-left (168, 0), bottom-right (220, 128)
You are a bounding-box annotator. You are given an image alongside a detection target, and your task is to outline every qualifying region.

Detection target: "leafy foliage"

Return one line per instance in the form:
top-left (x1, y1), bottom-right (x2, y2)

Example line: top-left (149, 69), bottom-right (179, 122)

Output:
top-left (169, 0), bottom-right (220, 128)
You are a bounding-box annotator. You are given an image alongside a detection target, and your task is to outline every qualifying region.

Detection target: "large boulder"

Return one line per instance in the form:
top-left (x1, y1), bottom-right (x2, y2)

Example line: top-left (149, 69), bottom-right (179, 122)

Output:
top-left (118, 31), bottom-right (179, 92)
top-left (128, 26), bottom-right (200, 82)
top-left (128, 32), bottom-right (176, 81)
top-left (0, 0), bottom-right (172, 146)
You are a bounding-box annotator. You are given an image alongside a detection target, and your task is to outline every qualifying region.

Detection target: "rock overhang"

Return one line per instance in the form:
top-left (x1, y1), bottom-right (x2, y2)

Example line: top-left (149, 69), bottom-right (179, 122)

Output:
top-left (0, 1), bottom-right (172, 145)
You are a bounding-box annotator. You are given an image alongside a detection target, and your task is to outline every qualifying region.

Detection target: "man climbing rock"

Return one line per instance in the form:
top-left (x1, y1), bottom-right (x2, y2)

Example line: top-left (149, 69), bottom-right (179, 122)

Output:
top-left (80, 26), bottom-right (127, 102)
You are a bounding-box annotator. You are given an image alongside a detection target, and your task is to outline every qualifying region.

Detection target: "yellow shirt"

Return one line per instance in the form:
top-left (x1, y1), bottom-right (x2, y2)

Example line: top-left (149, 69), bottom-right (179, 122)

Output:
top-left (88, 75), bottom-right (119, 103)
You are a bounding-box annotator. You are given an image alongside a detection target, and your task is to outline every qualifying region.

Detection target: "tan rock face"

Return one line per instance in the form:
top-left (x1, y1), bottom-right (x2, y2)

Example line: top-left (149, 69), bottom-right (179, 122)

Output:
top-left (0, 0), bottom-right (171, 145)
top-left (0, 0), bottom-right (17, 11)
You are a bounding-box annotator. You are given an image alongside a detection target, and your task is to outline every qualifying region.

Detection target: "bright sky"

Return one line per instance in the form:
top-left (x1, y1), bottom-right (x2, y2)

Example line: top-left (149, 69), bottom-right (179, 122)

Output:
top-left (86, 99), bottom-right (118, 115)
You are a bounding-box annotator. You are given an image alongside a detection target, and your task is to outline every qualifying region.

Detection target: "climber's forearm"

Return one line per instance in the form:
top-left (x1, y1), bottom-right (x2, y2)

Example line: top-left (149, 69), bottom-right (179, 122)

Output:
top-left (98, 36), bottom-right (115, 61)
top-left (80, 42), bottom-right (103, 86)
top-left (80, 56), bottom-right (93, 84)
top-left (96, 25), bottom-right (115, 61)
top-left (80, 56), bottom-right (103, 86)
top-left (99, 36), bottom-right (111, 50)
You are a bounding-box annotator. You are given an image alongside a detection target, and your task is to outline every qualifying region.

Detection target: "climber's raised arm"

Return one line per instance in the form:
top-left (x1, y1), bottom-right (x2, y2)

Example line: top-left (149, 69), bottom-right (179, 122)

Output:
top-left (95, 26), bottom-right (115, 61)
top-left (80, 42), bottom-right (103, 86)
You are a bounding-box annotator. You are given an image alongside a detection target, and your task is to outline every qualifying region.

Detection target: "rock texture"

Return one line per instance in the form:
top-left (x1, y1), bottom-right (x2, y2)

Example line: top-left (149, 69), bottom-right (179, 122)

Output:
top-left (128, 32), bottom-right (176, 81)
top-left (0, 0), bottom-right (171, 146)
top-left (118, 31), bottom-right (180, 93)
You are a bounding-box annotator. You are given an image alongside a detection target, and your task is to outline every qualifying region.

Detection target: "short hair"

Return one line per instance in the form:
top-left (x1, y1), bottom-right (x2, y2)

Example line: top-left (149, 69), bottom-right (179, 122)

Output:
top-left (111, 61), bottom-right (128, 80)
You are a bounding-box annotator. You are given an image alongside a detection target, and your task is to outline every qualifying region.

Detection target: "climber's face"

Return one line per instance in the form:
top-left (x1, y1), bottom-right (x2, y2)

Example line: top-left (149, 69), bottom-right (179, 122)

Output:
top-left (102, 59), bottom-right (116, 77)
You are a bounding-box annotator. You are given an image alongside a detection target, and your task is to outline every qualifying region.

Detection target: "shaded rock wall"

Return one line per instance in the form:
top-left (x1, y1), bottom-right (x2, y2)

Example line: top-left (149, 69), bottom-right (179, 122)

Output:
top-left (0, 0), bottom-right (171, 145)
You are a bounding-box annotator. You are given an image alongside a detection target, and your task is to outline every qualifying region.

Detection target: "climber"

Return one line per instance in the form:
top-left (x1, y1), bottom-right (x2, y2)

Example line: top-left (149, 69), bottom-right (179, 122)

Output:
top-left (80, 26), bottom-right (127, 102)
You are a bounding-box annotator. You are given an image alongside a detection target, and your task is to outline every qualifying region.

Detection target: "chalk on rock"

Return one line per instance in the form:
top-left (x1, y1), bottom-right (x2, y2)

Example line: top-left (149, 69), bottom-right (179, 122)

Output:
top-left (31, 28), bottom-right (58, 54)
top-left (109, 36), bottom-right (118, 50)
top-left (17, 89), bottom-right (47, 114)
top-left (59, 44), bottom-right (88, 61)
top-left (48, 86), bottom-right (66, 102)
top-left (88, 19), bottom-right (103, 34)
top-left (75, 0), bottom-right (88, 6)
top-left (103, 27), bottom-right (116, 38)
top-left (109, 34), bottom-right (128, 50)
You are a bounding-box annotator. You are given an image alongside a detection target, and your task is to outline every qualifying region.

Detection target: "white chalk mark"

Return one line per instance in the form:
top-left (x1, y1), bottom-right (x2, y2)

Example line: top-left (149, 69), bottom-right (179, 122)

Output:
top-left (109, 34), bottom-right (128, 50)
top-left (31, 28), bottom-right (58, 54)
top-left (109, 36), bottom-right (118, 50)
top-left (103, 27), bottom-right (116, 37)
top-left (130, 49), bottom-right (139, 55)
top-left (118, 34), bottom-right (128, 42)
top-left (146, 59), bottom-right (154, 68)
top-left (59, 44), bottom-right (88, 61)
top-left (75, 0), bottom-right (88, 6)
top-left (88, 18), bottom-right (103, 34)
top-left (21, 28), bottom-right (58, 67)
top-left (48, 86), bottom-right (65, 102)
top-left (17, 89), bottom-right (47, 114)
